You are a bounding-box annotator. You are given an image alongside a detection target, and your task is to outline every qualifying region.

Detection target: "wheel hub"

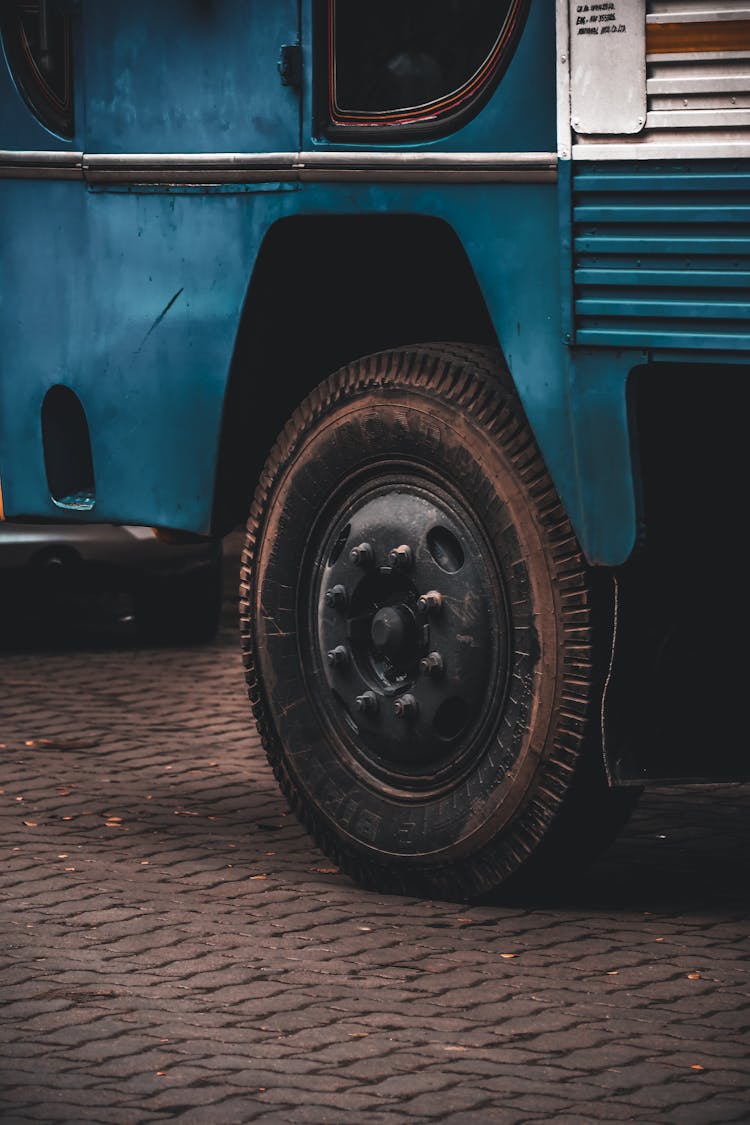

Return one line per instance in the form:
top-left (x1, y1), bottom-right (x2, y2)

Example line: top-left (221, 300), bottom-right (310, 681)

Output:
top-left (370, 604), bottom-right (416, 662)
top-left (311, 480), bottom-right (507, 785)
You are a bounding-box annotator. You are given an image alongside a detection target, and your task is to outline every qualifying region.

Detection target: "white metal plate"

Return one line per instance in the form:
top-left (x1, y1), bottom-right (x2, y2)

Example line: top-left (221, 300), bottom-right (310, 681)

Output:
top-left (570, 0), bottom-right (647, 134)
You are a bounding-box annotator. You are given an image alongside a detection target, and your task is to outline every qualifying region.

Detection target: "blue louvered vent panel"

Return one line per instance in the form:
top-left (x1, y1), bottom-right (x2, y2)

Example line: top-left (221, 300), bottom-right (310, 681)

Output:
top-left (573, 162), bottom-right (750, 350)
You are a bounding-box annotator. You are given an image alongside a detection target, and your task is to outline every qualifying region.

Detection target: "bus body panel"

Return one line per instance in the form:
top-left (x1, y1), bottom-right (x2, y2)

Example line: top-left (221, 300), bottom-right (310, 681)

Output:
top-left (0, 0), bottom-right (747, 572)
top-left (1, 167), bottom-right (642, 563)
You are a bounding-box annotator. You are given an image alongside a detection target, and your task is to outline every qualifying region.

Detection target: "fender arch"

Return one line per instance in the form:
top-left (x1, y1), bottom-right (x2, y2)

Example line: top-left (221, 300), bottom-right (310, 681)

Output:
top-left (211, 214), bottom-right (499, 534)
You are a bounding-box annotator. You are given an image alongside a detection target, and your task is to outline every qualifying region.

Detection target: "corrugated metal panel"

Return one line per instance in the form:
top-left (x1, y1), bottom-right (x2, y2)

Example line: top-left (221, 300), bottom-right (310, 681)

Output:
top-left (644, 1), bottom-right (750, 143)
top-left (572, 161), bottom-right (750, 348)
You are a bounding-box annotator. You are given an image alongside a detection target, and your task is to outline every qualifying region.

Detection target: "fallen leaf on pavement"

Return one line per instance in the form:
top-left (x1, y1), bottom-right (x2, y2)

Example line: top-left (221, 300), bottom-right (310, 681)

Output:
top-left (25, 737), bottom-right (99, 750)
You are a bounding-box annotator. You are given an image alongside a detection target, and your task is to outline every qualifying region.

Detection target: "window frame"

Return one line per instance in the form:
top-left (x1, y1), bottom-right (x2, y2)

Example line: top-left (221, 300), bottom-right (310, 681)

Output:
top-left (0, 0), bottom-right (75, 141)
top-left (319, 0), bottom-right (530, 143)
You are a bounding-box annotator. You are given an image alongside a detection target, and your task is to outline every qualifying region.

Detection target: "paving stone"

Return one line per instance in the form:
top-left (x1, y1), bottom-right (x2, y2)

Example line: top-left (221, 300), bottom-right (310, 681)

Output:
top-left (1, 532), bottom-right (748, 1123)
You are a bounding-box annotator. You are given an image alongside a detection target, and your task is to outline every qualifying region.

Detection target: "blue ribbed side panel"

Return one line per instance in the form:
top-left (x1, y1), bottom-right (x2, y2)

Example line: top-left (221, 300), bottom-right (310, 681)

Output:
top-left (572, 162), bottom-right (750, 350)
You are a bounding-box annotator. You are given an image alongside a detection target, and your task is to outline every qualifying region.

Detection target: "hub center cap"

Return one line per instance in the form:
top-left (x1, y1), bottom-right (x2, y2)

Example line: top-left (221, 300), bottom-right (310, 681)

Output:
top-left (371, 605), bottom-right (414, 659)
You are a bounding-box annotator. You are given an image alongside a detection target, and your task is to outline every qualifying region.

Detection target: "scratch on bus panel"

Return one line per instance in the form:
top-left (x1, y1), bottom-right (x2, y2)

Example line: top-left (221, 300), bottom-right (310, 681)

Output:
top-left (136, 287), bottom-right (184, 352)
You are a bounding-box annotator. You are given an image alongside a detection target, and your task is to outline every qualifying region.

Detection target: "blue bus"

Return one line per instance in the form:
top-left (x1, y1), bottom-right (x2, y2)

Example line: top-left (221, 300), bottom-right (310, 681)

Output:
top-left (1, 1), bottom-right (747, 898)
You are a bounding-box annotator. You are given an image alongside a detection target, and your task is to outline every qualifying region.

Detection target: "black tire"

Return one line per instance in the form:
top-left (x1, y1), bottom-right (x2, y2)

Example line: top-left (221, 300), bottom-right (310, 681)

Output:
top-left (135, 551), bottom-right (223, 644)
top-left (240, 345), bottom-right (636, 900)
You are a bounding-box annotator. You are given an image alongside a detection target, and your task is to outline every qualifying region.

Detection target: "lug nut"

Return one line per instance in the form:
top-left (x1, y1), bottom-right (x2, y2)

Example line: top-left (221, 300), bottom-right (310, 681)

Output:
top-left (417, 590), bottom-right (443, 614)
top-left (355, 691), bottom-right (379, 715)
top-left (349, 542), bottom-right (374, 568)
top-left (419, 651), bottom-right (444, 677)
top-left (325, 584), bottom-right (348, 609)
top-left (327, 645), bottom-right (350, 669)
top-left (388, 544), bottom-right (413, 570)
top-left (394, 693), bottom-right (419, 719)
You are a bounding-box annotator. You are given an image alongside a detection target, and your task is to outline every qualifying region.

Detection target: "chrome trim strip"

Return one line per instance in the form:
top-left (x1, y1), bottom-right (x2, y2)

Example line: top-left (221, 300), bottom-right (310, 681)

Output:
top-left (0, 149), bottom-right (558, 184)
top-left (646, 9), bottom-right (750, 23)
top-left (85, 151), bottom-right (299, 184)
top-left (555, 0), bottom-right (573, 161)
top-left (0, 149), bottom-right (83, 164)
top-left (0, 149), bottom-right (82, 179)
top-left (300, 151), bottom-right (556, 168)
top-left (572, 139), bottom-right (750, 159)
top-left (647, 107), bottom-right (750, 128)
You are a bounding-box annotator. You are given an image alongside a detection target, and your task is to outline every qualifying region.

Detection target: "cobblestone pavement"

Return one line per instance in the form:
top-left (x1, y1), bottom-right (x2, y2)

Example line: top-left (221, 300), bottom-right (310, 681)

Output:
top-left (1, 534), bottom-right (749, 1124)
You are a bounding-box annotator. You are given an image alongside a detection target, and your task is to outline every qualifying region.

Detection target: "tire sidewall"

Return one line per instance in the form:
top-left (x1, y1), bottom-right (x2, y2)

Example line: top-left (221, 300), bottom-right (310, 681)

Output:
top-left (252, 383), bottom-right (562, 871)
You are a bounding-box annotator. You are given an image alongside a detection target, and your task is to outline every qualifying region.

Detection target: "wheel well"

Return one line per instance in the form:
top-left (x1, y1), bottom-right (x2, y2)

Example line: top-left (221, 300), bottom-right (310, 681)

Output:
top-left (603, 361), bottom-right (749, 783)
top-left (211, 214), bottom-right (498, 534)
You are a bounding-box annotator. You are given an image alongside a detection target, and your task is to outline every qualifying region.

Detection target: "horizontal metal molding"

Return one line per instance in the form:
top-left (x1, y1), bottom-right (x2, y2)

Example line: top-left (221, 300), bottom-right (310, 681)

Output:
top-left (577, 325), bottom-right (750, 347)
top-left (647, 10), bottom-right (750, 27)
top-left (0, 150), bottom-right (558, 185)
top-left (572, 140), bottom-right (750, 159)
top-left (574, 199), bottom-right (750, 220)
top-left (575, 266), bottom-right (750, 287)
top-left (572, 159), bottom-right (750, 350)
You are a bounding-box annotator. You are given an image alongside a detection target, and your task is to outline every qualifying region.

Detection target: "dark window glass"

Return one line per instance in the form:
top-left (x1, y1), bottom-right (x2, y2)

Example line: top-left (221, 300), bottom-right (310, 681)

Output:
top-left (0, 0), bottom-right (74, 139)
top-left (328, 0), bottom-right (525, 131)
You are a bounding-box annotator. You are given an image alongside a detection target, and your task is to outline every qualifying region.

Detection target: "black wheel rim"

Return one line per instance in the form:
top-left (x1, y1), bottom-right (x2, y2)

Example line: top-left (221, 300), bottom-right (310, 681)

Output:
top-left (302, 465), bottom-right (510, 799)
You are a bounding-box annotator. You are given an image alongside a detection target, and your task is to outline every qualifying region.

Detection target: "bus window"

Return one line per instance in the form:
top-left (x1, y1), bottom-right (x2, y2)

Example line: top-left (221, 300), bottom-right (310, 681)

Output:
top-left (0, 0), bottom-right (74, 140)
top-left (326, 0), bottom-right (527, 136)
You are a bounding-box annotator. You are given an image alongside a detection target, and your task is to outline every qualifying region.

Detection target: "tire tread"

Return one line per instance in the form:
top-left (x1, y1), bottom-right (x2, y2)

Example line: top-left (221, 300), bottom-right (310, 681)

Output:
top-left (239, 344), bottom-right (636, 900)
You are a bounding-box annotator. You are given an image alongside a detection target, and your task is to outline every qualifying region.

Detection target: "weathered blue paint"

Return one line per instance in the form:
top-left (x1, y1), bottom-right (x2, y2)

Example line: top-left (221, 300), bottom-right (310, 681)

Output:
top-left (2, 176), bottom-right (580, 541)
top-left (83, 1), bottom-right (301, 154)
top-left (1, 2), bottom-right (747, 567)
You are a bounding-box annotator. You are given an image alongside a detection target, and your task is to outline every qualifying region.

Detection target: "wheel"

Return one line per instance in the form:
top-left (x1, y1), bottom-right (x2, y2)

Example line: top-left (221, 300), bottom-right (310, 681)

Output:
top-left (240, 345), bottom-right (636, 900)
top-left (135, 550), bottom-right (223, 644)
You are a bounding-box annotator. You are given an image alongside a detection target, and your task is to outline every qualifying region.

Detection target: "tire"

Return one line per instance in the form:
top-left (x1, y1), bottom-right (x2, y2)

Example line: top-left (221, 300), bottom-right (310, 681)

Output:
top-left (240, 345), bottom-right (636, 900)
top-left (135, 551), bottom-right (223, 644)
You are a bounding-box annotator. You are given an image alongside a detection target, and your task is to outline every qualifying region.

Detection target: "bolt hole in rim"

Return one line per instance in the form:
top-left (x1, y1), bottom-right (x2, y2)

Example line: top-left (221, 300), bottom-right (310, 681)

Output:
top-left (426, 525), bottom-right (465, 573)
top-left (328, 522), bottom-right (351, 565)
top-left (302, 464), bottom-right (511, 799)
